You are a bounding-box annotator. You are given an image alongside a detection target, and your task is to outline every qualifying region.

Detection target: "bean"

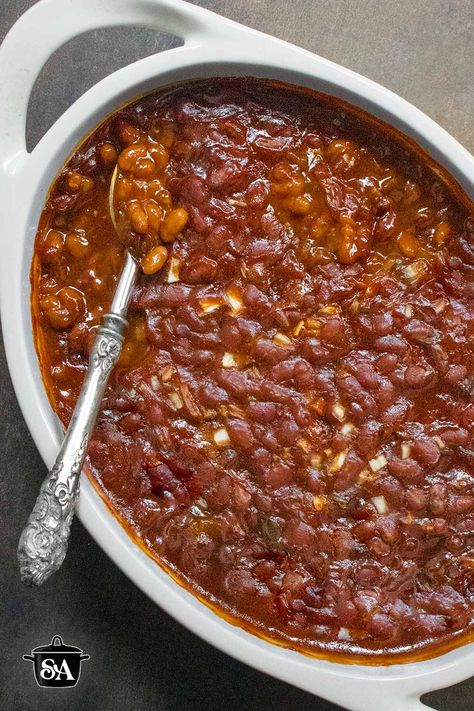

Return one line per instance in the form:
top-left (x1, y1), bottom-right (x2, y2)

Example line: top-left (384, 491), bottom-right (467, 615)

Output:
top-left (445, 364), bottom-right (467, 384)
top-left (119, 412), bottom-right (142, 434)
top-left (182, 255), bottom-right (217, 284)
top-left (159, 125), bottom-right (175, 148)
top-left (433, 426), bottom-right (469, 446)
top-left (81, 176), bottom-right (94, 193)
top-left (127, 201), bottom-right (148, 234)
top-left (404, 181), bottom-right (421, 204)
top-left (370, 614), bottom-right (396, 641)
top-left (398, 231), bottom-right (419, 257)
top-left (149, 142), bottom-right (169, 168)
top-left (413, 438), bottom-right (440, 466)
top-left (353, 520), bottom-right (376, 542)
top-left (227, 419), bottom-right (255, 450)
top-left (404, 364), bottom-right (434, 388)
top-left (144, 200), bottom-right (163, 231)
top-left (368, 536), bottom-right (391, 557)
top-left (247, 401), bottom-right (278, 423)
top-left (450, 495), bottom-right (473, 514)
top-left (265, 461), bottom-right (293, 487)
top-left (372, 312), bottom-right (393, 336)
top-left (117, 119), bottom-right (141, 145)
top-left (406, 488), bottom-right (426, 511)
top-left (271, 174), bottom-right (304, 196)
top-left (433, 221), bottom-right (452, 246)
top-left (100, 142), bottom-right (117, 165)
top-left (326, 138), bottom-right (355, 157)
top-left (40, 286), bottom-right (84, 329)
top-left (160, 207), bottom-right (189, 242)
top-left (338, 224), bottom-right (368, 264)
top-left (39, 229), bottom-right (64, 262)
top-left (115, 177), bottom-right (133, 201)
top-left (141, 245), bottom-right (168, 275)
top-left (67, 171), bottom-right (83, 193)
top-left (118, 144), bottom-right (153, 177)
top-left (272, 163), bottom-right (293, 181)
top-left (403, 319), bottom-right (435, 343)
top-left (284, 195), bottom-right (312, 215)
top-left (429, 483), bottom-right (446, 515)
top-left (118, 339), bottom-right (146, 367)
top-left (374, 335), bottom-right (408, 353)
top-left (65, 231), bottom-right (89, 258)
top-left (376, 353), bottom-right (398, 373)
top-left (387, 456), bottom-right (423, 482)
top-left (156, 189), bottom-right (173, 210)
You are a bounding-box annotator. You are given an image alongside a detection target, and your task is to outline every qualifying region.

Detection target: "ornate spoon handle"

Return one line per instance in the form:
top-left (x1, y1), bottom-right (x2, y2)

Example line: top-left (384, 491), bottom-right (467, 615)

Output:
top-left (18, 251), bottom-right (139, 586)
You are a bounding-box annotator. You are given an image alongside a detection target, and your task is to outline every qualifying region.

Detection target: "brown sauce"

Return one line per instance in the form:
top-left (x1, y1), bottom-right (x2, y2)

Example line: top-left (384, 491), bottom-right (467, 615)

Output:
top-left (32, 78), bottom-right (474, 662)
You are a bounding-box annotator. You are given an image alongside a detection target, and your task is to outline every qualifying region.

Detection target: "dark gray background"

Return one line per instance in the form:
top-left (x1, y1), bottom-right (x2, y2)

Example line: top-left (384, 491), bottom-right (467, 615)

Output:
top-left (0, 1), bottom-right (472, 710)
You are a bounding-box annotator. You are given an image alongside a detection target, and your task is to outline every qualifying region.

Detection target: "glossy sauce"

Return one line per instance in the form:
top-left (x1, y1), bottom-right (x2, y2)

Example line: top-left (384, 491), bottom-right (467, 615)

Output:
top-left (32, 79), bottom-right (474, 661)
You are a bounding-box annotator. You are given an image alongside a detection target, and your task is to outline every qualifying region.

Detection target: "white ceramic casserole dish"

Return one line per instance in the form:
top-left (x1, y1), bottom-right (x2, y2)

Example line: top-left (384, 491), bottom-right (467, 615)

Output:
top-left (0, 1), bottom-right (472, 708)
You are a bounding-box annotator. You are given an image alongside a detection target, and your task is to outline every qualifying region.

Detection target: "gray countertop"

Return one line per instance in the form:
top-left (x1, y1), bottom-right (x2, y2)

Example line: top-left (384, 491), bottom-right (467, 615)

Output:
top-left (0, 1), bottom-right (472, 710)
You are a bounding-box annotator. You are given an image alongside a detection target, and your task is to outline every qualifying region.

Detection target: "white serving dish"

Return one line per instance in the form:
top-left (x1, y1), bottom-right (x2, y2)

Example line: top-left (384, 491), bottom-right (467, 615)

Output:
top-left (0, 1), bottom-right (472, 708)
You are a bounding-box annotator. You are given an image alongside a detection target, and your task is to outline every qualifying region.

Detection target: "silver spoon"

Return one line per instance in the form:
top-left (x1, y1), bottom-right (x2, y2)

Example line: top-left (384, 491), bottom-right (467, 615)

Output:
top-left (18, 167), bottom-right (140, 586)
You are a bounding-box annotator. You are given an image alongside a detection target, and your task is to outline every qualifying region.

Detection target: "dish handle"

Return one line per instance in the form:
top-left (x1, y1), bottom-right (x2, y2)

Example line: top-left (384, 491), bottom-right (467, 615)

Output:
top-left (0, 0), bottom-right (238, 176)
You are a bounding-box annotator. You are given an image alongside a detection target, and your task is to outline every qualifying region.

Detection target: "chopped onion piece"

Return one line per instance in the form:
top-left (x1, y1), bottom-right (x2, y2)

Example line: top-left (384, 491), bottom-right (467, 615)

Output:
top-left (312, 495), bottom-right (326, 511)
top-left (213, 426), bottom-right (230, 447)
top-left (358, 469), bottom-right (371, 483)
top-left (319, 305), bottom-right (339, 315)
top-left (150, 375), bottom-right (159, 391)
top-left (306, 318), bottom-right (321, 332)
top-left (341, 422), bottom-right (355, 435)
top-left (369, 454), bottom-right (387, 472)
top-left (226, 286), bottom-right (243, 314)
top-left (433, 435), bottom-right (445, 449)
top-left (297, 438), bottom-right (311, 452)
top-left (402, 259), bottom-right (427, 283)
top-left (432, 298), bottom-right (447, 314)
top-left (329, 449), bottom-right (348, 472)
top-left (371, 495), bottom-right (388, 514)
top-left (189, 504), bottom-right (205, 517)
top-left (312, 397), bottom-right (326, 416)
top-left (307, 147), bottom-right (323, 170)
top-left (222, 352), bottom-right (238, 368)
top-left (168, 392), bottom-right (183, 410)
top-left (200, 298), bottom-right (222, 313)
top-left (293, 319), bottom-right (305, 337)
top-left (227, 198), bottom-right (247, 207)
top-left (310, 453), bottom-right (322, 467)
top-left (167, 257), bottom-right (181, 283)
top-left (401, 442), bottom-right (412, 459)
top-left (404, 304), bottom-right (413, 318)
top-left (331, 402), bottom-right (346, 422)
top-left (274, 332), bottom-right (292, 346)
top-left (160, 365), bottom-right (174, 382)
top-left (338, 627), bottom-right (352, 641)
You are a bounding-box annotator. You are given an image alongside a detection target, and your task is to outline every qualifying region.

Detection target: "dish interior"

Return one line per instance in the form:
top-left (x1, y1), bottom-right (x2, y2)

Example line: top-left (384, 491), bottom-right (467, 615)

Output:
top-left (31, 77), bottom-right (473, 662)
